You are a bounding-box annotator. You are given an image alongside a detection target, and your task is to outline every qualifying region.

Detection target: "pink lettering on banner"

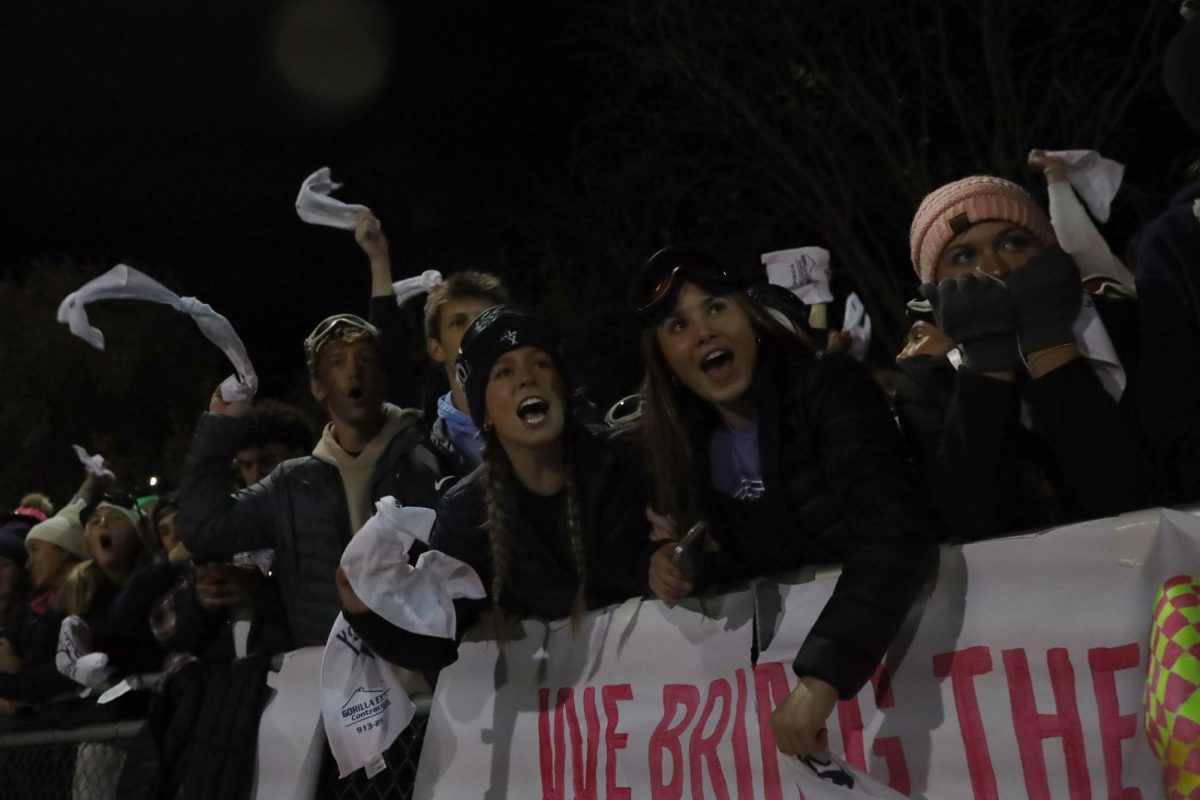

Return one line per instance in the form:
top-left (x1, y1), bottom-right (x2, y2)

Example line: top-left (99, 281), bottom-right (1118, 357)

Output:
top-left (689, 678), bottom-right (733, 800)
top-left (565, 687), bottom-right (600, 800)
top-left (538, 687), bottom-right (600, 800)
top-left (752, 661), bottom-right (794, 800)
top-left (649, 684), bottom-right (701, 800)
top-left (932, 645), bottom-right (999, 800)
top-left (1002, 648), bottom-right (1091, 800)
top-left (602, 684), bottom-right (634, 800)
top-left (870, 666), bottom-right (911, 795)
top-left (538, 688), bottom-right (567, 800)
top-left (1088, 644), bottom-right (1143, 800)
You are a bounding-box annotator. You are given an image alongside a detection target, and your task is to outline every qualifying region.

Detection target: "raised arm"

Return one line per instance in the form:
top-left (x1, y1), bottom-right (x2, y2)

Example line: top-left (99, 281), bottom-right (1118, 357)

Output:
top-left (178, 389), bottom-right (277, 560)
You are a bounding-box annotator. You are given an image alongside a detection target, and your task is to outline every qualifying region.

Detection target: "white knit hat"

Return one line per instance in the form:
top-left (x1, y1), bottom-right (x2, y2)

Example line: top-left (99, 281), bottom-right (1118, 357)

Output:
top-left (25, 498), bottom-right (88, 560)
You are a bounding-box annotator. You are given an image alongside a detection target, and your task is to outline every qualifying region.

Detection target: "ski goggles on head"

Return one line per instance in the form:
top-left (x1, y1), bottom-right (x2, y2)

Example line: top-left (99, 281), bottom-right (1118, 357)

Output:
top-left (81, 492), bottom-right (140, 526)
top-left (303, 314), bottom-right (380, 372)
top-left (629, 244), bottom-right (743, 325)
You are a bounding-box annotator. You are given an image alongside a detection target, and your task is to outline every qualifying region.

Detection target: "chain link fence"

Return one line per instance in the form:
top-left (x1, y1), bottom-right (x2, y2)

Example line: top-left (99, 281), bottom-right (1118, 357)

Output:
top-left (0, 707), bottom-right (431, 800)
top-left (316, 715), bottom-right (429, 800)
top-left (0, 721), bottom-right (137, 800)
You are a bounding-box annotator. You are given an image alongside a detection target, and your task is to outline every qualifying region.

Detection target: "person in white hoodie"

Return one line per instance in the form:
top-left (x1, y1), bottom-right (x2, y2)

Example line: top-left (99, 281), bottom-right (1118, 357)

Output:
top-left (178, 314), bottom-right (446, 646)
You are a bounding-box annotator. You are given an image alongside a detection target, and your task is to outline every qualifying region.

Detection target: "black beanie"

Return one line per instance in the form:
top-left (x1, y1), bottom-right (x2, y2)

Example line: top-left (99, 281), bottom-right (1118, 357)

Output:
top-left (1165, 11), bottom-right (1200, 136)
top-left (455, 305), bottom-right (565, 428)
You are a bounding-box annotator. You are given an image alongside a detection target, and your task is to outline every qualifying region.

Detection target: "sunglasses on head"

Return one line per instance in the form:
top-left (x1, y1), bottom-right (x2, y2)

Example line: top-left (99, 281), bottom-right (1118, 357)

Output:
top-left (304, 315), bottom-right (379, 365)
top-left (630, 245), bottom-right (742, 324)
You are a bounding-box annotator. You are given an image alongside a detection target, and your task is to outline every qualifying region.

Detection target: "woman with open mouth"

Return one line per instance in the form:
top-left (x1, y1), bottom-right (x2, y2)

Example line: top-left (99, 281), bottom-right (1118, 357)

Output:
top-left (339, 305), bottom-right (653, 670)
top-left (630, 244), bottom-right (939, 757)
top-left (59, 492), bottom-right (167, 681)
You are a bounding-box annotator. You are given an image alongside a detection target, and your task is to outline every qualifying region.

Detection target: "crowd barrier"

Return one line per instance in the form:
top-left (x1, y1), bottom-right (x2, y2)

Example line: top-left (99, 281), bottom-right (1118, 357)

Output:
top-left (3, 507), bottom-right (1197, 799)
top-left (415, 506), bottom-right (1200, 799)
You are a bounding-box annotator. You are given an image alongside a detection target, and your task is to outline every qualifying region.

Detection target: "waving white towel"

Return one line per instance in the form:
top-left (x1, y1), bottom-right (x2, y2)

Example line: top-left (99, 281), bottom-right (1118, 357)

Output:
top-left (392, 270), bottom-right (444, 308)
top-left (72, 445), bottom-right (115, 480)
top-left (1044, 149), bottom-right (1124, 223)
top-left (295, 167), bottom-right (370, 230)
top-left (340, 498), bottom-right (485, 639)
top-left (57, 264), bottom-right (258, 402)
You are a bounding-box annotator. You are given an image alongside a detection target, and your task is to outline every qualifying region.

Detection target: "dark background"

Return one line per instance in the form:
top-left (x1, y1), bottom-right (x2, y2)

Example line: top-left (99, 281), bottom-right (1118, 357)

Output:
top-left (2, 0), bottom-right (1196, 503)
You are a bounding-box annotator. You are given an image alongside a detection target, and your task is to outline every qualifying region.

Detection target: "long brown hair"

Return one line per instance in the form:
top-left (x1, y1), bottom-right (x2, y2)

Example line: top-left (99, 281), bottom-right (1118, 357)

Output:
top-left (480, 426), bottom-right (588, 641)
top-left (639, 288), bottom-right (813, 529)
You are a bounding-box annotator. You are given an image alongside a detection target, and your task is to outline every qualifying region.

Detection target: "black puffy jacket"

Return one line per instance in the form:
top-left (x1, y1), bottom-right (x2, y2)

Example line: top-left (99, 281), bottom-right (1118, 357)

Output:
top-left (179, 411), bottom-right (445, 647)
top-left (697, 347), bottom-right (939, 700)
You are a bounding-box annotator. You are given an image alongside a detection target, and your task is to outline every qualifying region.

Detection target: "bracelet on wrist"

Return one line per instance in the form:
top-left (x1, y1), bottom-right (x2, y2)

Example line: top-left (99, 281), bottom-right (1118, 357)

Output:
top-left (1023, 342), bottom-right (1075, 375)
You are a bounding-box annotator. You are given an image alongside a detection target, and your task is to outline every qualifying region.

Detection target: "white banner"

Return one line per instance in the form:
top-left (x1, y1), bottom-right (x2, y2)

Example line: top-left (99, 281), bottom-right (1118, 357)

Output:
top-left (412, 509), bottom-right (1200, 798)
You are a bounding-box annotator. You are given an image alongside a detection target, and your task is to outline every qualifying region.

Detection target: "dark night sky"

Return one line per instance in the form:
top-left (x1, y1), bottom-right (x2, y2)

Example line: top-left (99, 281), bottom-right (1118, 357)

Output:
top-left (3, 0), bottom-right (585, 396)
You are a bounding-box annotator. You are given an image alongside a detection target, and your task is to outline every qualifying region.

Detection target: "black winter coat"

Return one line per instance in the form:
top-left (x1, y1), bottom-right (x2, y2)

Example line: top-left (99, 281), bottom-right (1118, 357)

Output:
top-left (346, 423), bottom-right (654, 673)
top-left (179, 412), bottom-right (445, 647)
top-left (895, 294), bottom-right (1167, 541)
top-left (691, 348), bottom-right (938, 701)
top-left (0, 595), bottom-right (75, 703)
top-left (1135, 183), bottom-right (1200, 498)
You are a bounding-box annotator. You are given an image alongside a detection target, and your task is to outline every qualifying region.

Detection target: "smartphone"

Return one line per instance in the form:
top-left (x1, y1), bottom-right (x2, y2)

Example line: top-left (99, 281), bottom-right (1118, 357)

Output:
top-left (670, 521), bottom-right (707, 581)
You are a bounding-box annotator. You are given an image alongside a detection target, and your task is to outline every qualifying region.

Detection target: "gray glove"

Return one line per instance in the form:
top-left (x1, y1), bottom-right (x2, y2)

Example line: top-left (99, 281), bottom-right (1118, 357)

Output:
top-left (920, 273), bottom-right (1021, 373)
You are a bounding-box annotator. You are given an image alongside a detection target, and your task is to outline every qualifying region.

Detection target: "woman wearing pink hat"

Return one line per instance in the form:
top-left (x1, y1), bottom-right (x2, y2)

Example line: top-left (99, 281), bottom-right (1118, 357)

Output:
top-left (896, 175), bottom-right (1165, 541)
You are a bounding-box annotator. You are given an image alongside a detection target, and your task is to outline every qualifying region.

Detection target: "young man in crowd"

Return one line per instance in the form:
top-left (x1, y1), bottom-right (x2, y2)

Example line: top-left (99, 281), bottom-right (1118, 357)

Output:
top-left (233, 400), bottom-right (315, 488)
top-left (178, 315), bottom-right (445, 647)
top-left (352, 209), bottom-right (510, 476)
top-left (421, 272), bottom-right (511, 474)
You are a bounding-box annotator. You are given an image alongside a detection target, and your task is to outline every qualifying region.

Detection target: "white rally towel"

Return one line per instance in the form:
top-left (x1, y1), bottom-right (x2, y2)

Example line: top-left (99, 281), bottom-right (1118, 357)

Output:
top-left (340, 498), bottom-right (485, 639)
top-left (56, 616), bottom-right (116, 689)
top-left (1044, 149), bottom-right (1125, 223)
top-left (295, 167), bottom-right (370, 230)
top-left (840, 292), bottom-right (873, 362)
top-left (71, 445), bottom-right (115, 480)
top-left (780, 753), bottom-right (907, 799)
top-left (321, 498), bottom-right (485, 778)
top-left (57, 264), bottom-right (257, 402)
top-left (392, 270), bottom-right (444, 309)
top-left (763, 246), bottom-right (834, 306)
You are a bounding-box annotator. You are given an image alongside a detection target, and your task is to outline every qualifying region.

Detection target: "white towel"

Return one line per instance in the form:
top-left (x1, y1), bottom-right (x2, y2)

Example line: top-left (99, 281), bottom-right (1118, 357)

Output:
top-left (840, 292), bottom-right (873, 361)
top-left (1044, 150), bottom-right (1125, 223)
top-left (392, 270), bottom-right (443, 308)
top-left (57, 264), bottom-right (257, 402)
top-left (321, 498), bottom-right (485, 778)
top-left (321, 613), bottom-right (415, 779)
top-left (763, 246), bottom-right (834, 305)
top-left (295, 167), bottom-right (370, 230)
top-left (340, 498), bottom-right (485, 639)
top-left (71, 445), bottom-right (115, 480)
top-left (780, 753), bottom-right (907, 798)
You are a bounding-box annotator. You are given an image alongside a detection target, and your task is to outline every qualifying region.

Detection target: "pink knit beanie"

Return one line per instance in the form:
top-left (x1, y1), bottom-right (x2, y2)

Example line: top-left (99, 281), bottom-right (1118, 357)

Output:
top-left (909, 176), bottom-right (1056, 285)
